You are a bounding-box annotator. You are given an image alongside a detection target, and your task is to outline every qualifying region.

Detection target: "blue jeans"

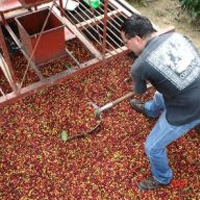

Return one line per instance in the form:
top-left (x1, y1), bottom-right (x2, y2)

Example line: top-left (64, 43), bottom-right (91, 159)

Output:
top-left (143, 91), bottom-right (200, 184)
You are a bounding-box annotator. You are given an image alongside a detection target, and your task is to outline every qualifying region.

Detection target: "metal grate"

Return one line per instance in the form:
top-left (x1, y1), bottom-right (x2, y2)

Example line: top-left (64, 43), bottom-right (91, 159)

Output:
top-left (0, 0), bottom-right (136, 107)
top-left (62, 0), bottom-right (128, 55)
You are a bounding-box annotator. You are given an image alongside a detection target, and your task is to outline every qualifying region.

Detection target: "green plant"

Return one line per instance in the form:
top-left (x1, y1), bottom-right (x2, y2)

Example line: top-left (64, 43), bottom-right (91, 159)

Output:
top-left (179, 0), bottom-right (200, 23)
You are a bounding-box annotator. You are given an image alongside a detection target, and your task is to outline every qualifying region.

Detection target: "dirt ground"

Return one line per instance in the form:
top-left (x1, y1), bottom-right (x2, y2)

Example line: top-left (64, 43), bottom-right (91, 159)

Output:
top-left (129, 0), bottom-right (200, 50)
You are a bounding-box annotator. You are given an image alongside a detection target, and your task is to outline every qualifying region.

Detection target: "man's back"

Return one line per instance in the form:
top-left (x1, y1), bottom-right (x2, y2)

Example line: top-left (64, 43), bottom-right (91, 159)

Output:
top-left (131, 32), bottom-right (200, 125)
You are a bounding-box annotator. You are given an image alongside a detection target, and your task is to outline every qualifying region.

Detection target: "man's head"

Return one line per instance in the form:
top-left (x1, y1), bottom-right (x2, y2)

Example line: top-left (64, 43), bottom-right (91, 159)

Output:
top-left (121, 13), bottom-right (156, 55)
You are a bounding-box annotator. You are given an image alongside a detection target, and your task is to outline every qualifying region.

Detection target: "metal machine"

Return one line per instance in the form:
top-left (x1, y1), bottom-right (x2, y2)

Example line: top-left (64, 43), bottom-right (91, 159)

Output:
top-left (0, 0), bottom-right (140, 108)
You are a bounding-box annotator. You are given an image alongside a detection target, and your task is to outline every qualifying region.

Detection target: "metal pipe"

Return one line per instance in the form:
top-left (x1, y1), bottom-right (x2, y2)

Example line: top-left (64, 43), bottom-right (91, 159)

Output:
top-left (65, 47), bottom-right (81, 67)
top-left (103, 0), bottom-right (111, 57)
top-left (0, 87), bottom-right (6, 98)
top-left (0, 54), bottom-right (13, 86)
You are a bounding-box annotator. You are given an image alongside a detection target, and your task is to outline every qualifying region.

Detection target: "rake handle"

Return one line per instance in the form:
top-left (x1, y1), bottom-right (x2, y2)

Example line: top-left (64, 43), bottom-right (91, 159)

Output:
top-left (97, 92), bottom-right (135, 117)
top-left (109, 91), bottom-right (135, 107)
top-left (97, 83), bottom-right (152, 117)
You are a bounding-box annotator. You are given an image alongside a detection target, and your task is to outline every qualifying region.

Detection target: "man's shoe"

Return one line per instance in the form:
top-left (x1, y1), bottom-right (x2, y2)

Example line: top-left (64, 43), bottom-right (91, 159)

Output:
top-left (130, 99), bottom-right (155, 119)
top-left (137, 177), bottom-right (169, 190)
top-left (130, 99), bottom-right (146, 114)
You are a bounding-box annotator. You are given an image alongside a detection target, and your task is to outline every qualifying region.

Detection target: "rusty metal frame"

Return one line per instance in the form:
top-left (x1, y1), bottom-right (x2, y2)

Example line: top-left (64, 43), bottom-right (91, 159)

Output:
top-left (0, 0), bottom-right (153, 108)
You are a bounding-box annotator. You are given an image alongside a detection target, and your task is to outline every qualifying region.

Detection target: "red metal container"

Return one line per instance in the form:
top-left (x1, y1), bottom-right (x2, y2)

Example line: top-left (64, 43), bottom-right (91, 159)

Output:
top-left (15, 8), bottom-right (65, 65)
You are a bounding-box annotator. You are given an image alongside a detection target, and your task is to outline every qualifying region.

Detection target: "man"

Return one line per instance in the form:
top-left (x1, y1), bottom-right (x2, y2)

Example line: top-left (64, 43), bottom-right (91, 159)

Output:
top-left (121, 13), bottom-right (200, 190)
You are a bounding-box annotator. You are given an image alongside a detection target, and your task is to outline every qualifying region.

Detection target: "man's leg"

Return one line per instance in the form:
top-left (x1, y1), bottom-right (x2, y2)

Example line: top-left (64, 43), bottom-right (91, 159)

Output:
top-left (138, 110), bottom-right (200, 190)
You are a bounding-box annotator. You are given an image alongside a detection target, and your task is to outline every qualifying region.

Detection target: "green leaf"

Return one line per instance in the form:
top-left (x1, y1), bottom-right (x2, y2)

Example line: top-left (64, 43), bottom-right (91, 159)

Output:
top-left (61, 130), bottom-right (68, 142)
top-left (64, 65), bottom-right (71, 69)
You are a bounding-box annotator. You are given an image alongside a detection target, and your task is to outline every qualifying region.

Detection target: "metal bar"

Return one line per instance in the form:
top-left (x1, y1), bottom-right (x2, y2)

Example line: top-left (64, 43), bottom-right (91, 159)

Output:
top-left (93, 5), bottom-right (123, 28)
top-left (58, 0), bottom-right (64, 16)
top-left (0, 12), bottom-right (6, 25)
top-left (90, 7), bottom-right (103, 44)
top-left (0, 87), bottom-right (6, 97)
top-left (93, 0), bottom-right (127, 33)
top-left (98, 1), bottom-right (125, 25)
top-left (0, 25), bottom-right (18, 92)
top-left (96, 2), bottom-right (128, 48)
top-left (65, 47), bottom-right (81, 67)
top-left (0, 87), bottom-right (7, 100)
top-left (0, 54), bottom-right (15, 87)
top-left (105, 46), bottom-right (127, 56)
top-left (102, 0), bottom-right (109, 57)
top-left (63, 0), bottom-right (69, 8)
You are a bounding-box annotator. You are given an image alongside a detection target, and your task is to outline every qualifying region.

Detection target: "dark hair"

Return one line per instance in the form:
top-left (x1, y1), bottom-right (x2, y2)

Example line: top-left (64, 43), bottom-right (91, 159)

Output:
top-left (121, 13), bottom-right (156, 39)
